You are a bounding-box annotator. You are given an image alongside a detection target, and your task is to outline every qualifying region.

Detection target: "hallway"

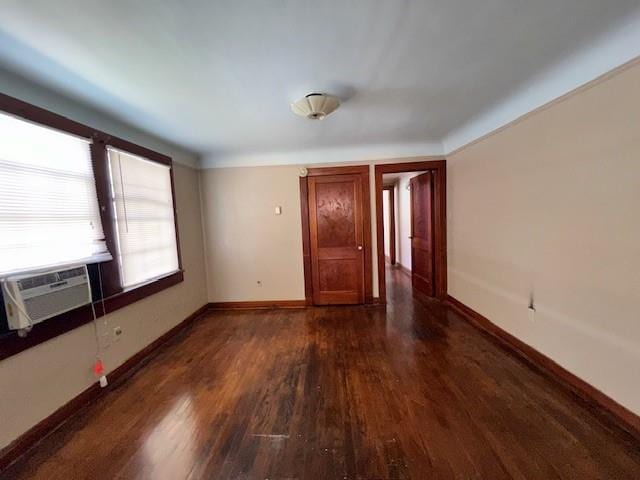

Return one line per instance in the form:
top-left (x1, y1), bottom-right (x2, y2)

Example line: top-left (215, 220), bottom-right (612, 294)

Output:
top-left (3, 269), bottom-right (640, 479)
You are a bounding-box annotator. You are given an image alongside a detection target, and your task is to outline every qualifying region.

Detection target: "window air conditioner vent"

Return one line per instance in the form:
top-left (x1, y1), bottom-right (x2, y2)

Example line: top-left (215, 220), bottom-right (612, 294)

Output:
top-left (2, 265), bottom-right (92, 336)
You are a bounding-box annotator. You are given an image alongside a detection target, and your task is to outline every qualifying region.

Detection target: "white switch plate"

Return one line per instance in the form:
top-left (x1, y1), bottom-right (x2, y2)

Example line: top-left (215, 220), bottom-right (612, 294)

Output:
top-left (274, 206), bottom-right (282, 215)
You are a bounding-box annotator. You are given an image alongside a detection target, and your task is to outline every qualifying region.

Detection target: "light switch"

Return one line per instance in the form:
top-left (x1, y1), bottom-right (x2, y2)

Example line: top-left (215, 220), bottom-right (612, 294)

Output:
top-left (275, 206), bottom-right (282, 215)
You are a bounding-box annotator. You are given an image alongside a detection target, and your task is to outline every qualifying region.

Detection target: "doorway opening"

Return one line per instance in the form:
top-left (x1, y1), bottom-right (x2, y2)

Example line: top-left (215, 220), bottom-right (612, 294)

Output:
top-left (375, 160), bottom-right (447, 304)
top-left (382, 170), bottom-right (430, 294)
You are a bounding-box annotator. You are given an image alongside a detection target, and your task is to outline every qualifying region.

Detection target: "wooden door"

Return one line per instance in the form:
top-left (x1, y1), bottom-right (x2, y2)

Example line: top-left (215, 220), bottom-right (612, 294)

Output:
top-left (308, 174), bottom-right (365, 305)
top-left (410, 172), bottom-right (435, 296)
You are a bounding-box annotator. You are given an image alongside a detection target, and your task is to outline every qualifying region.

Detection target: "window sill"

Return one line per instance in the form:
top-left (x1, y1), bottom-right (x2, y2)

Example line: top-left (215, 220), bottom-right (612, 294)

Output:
top-left (0, 270), bottom-right (184, 362)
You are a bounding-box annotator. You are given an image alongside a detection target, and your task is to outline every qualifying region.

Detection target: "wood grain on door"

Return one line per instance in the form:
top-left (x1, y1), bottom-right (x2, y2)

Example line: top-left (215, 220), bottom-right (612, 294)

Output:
top-left (410, 171), bottom-right (435, 296)
top-left (308, 174), bottom-right (365, 304)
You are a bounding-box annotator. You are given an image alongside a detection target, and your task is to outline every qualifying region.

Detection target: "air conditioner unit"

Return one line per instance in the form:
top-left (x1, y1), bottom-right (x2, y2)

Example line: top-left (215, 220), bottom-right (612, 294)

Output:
top-left (2, 265), bottom-right (92, 336)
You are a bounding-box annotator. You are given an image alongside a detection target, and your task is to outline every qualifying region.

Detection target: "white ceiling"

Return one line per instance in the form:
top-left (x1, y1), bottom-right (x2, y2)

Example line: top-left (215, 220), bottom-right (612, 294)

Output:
top-left (0, 1), bottom-right (639, 167)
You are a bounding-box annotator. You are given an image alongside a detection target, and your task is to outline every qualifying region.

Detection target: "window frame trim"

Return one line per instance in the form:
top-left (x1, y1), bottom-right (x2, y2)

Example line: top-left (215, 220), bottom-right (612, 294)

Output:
top-left (103, 143), bottom-right (183, 290)
top-left (0, 92), bottom-right (185, 362)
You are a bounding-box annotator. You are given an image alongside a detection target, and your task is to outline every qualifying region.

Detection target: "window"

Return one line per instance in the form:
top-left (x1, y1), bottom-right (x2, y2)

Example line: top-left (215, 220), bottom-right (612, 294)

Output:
top-left (107, 148), bottom-right (179, 288)
top-left (0, 92), bottom-right (184, 360)
top-left (0, 112), bottom-right (109, 276)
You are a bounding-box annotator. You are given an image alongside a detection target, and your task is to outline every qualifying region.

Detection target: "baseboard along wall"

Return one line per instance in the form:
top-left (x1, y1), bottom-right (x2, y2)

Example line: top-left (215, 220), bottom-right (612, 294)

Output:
top-left (445, 295), bottom-right (640, 441)
top-left (0, 303), bottom-right (210, 472)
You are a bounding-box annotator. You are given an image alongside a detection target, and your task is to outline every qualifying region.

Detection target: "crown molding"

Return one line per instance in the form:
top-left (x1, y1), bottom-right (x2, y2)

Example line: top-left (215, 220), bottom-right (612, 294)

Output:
top-left (5, 10), bottom-right (638, 171)
top-left (201, 142), bottom-right (444, 169)
top-left (443, 11), bottom-right (640, 154)
top-left (202, 11), bottom-right (640, 171)
top-left (0, 67), bottom-right (201, 169)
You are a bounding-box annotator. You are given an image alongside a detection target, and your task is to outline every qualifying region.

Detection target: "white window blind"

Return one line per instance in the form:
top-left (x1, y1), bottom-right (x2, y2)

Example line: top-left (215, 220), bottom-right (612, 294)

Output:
top-left (0, 112), bottom-right (110, 277)
top-left (108, 148), bottom-right (179, 288)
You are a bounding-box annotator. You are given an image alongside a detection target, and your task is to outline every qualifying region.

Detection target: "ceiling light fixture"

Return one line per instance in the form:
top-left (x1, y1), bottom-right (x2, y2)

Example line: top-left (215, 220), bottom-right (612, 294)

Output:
top-left (291, 93), bottom-right (340, 120)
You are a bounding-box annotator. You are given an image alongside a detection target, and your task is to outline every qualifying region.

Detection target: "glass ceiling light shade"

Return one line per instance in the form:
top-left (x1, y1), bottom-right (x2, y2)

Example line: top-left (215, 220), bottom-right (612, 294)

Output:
top-left (291, 93), bottom-right (340, 120)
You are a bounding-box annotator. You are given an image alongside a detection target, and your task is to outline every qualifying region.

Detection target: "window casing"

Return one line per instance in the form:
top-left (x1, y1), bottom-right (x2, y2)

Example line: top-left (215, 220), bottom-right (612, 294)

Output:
top-left (0, 112), bottom-right (110, 276)
top-left (107, 148), bottom-right (180, 288)
top-left (0, 92), bottom-right (183, 359)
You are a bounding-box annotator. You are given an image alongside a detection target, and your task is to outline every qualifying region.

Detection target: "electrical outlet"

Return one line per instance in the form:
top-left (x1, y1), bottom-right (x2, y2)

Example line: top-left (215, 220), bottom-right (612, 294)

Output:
top-left (113, 326), bottom-right (123, 341)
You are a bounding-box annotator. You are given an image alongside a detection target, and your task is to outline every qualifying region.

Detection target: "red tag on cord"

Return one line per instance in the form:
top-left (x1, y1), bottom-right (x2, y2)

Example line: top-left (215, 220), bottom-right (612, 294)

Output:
top-left (93, 359), bottom-right (104, 376)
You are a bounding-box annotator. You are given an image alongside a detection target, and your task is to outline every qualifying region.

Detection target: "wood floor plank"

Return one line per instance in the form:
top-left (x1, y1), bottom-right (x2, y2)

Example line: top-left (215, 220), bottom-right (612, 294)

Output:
top-left (2, 266), bottom-right (639, 479)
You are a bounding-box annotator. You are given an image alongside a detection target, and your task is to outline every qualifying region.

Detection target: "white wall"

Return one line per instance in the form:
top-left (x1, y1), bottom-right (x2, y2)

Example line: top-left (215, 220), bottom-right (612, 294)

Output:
top-left (447, 59), bottom-right (640, 416)
top-left (395, 172), bottom-right (427, 271)
top-left (383, 190), bottom-right (390, 258)
top-left (398, 174), bottom-right (412, 270)
top-left (393, 186), bottom-right (399, 264)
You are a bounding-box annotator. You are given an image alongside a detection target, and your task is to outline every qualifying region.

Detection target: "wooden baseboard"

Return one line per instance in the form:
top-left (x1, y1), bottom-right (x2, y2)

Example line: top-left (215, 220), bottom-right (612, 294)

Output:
top-left (208, 300), bottom-right (307, 310)
top-left (210, 298), bottom-right (382, 309)
top-left (0, 303), bottom-right (210, 472)
top-left (0, 383), bottom-right (103, 473)
top-left (445, 295), bottom-right (640, 440)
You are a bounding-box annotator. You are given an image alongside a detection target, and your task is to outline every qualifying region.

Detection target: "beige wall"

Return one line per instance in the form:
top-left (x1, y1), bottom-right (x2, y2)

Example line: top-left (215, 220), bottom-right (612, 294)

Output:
top-left (447, 60), bottom-right (640, 415)
top-left (0, 164), bottom-right (208, 450)
top-left (0, 70), bottom-right (208, 450)
top-left (200, 163), bottom-right (386, 302)
top-left (200, 165), bottom-right (306, 302)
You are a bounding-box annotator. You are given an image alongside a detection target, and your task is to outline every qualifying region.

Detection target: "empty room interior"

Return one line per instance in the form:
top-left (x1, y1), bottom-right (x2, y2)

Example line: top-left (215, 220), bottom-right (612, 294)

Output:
top-left (0, 1), bottom-right (639, 479)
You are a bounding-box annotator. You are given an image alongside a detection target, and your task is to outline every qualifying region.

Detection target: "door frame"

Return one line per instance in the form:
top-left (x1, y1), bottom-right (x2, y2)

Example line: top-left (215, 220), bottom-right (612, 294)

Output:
top-left (382, 185), bottom-right (396, 265)
top-left (374, 159), bottom-right (447, 303)
top-left (299, 165), bottom-right (373, 305)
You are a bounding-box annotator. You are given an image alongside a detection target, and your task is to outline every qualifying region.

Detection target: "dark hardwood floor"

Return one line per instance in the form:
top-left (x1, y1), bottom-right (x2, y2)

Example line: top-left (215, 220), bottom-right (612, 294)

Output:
top-left (3, 266), bottom-right (640, 479)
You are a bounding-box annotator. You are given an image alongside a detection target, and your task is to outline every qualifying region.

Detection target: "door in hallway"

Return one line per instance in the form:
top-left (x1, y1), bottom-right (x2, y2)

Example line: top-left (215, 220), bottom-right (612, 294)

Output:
top-left (308, 173), bottom-right (366, 304)
top-left (410, 171), bottom-right (435, 296)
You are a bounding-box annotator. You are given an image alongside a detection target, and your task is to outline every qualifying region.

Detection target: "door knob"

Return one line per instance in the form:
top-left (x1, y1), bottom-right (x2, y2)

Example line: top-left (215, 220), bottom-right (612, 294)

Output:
top-left (357, 245), bottom-right (363, 250)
